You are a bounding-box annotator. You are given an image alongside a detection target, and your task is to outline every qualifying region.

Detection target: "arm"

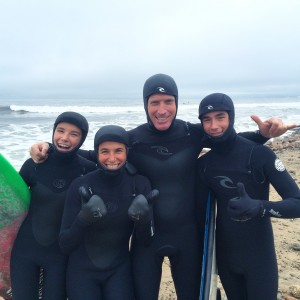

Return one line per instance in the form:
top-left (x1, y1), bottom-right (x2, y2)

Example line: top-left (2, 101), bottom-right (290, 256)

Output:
top-left (29, 142), bottom-right (97, 164)
top-left (228, 147), bottom-right (300, 220)
top-left (59, 180), bottom-right (85, 254)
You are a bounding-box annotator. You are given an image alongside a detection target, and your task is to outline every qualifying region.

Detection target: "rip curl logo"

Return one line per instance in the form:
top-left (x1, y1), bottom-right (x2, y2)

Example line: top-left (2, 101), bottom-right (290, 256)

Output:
top-left (157, 87), bottom-right (166, 93)
top-left (151, 146), bottom-right (172, 156)
top-left (215, 176), bottom-right (236, 189)
top-left (206, 105), bottom-right (214, 110)
top-left (53, 179), bottom-right (66, 189)
top-left (274, 158), bottom-right (285, 172)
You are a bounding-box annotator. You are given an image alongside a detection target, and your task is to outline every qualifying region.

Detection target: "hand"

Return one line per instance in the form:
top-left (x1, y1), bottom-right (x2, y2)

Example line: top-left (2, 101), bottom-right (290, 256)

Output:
top-left (78, 195), bottom-right (107, 226)
top-left (251, 115), bottom-right (297, 138)
top-left (29, 142), bottom-right (49, 163)
top-left (128, 194), bottom-right (150, 222)
top-left (227, 182), bottom-right (263, 222)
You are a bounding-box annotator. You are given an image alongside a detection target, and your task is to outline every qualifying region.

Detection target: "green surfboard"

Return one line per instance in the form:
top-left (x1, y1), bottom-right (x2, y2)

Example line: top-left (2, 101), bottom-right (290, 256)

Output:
top-left (0, 153), bottom-right (30, 298)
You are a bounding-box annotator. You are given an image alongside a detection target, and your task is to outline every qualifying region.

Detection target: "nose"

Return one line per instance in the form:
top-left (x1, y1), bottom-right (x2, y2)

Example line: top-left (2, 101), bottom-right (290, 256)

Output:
top-left (107, 152), bottom-right (116, 162)
top-left (210, 119), bottom-right (219, 129)
top-left (157, 103), bottom-right (167, 114)
top-left (60, 133), bottom-right (69, 141)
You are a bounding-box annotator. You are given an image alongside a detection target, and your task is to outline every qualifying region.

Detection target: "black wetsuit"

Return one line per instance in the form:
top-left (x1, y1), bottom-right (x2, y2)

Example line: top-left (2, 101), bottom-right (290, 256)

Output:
top-left (197, 134), bottom-right (300, 300)
top-left (10, 153), bottom-right (96, 300)
top-left (78, 121), bottom-right (267, 300)
top-left (59, 166), bottom-right (153, 300)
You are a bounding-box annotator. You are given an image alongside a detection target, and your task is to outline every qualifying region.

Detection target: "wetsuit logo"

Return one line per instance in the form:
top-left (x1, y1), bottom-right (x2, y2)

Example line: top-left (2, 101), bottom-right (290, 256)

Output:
top-left (215, 176), bottom-right (236, 189)
top-left (206, 105), bottom-right (214, 110)
top-left (274, 158), bottom-right (285, 172)
top-left (151, 146), bottom-right (172, 156)
top-left (156, 87), bottom-right (166, 93)
top-left (53, 179), bottom-right (67, 189)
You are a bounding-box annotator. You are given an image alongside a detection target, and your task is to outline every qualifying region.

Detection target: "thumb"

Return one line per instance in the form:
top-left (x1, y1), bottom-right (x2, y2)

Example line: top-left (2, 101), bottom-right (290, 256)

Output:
top-left (237, 182), bottom-right (246, 198)
top-left (147, 189), bottom-right (159, 204)
top-left (250, 115), bottom-right (263, 127)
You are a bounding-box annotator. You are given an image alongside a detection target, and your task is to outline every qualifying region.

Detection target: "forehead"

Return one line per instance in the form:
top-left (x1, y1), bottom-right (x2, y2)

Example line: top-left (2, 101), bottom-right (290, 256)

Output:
top-left (98, 141), bottom-right (126, 149)
top-left (148, 93), bottom-right (175, 102)
top-left (55, 122), bottom-right (81, 132)
top-left (202, 111), bottom-right (228, 118)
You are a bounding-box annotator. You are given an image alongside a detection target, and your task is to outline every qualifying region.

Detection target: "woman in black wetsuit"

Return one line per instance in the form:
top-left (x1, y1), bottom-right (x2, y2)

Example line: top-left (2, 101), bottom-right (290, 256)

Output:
top-left (10, 112), bottom-right (97, 300)
top-left (59, 125), bottom-right (157, 300)
top-left (197, 93), bottom-right (300, 300)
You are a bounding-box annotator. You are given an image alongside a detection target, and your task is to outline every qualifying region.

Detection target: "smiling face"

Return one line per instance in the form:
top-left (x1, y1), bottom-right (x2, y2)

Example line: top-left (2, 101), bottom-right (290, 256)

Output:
top-left (97, 141), bottom-right (127, 170)
top-left (201, 111), bottom-right (230, 137)
top-left (53, 122), bottom-right (82, 152)
top-left (147, 93), bottom-right (177, 131)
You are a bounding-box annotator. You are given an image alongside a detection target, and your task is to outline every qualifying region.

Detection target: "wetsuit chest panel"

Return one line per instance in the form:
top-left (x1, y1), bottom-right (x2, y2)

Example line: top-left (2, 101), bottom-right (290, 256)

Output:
top-left (30, 183), bottom-right (66, 246)
top-left (130, 138), bottom-right (198, 227)
top-left (82, 173), bottom-right (136, 269)
top-left (199, 140), bottom-right (273, 264)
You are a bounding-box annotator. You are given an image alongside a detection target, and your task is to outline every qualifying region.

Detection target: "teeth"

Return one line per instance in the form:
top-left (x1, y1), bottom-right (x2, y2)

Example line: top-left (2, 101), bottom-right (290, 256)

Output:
top-left (106, 164), bottom-right (119, 169)
top-left (58, 144), bottom-right (70, 148)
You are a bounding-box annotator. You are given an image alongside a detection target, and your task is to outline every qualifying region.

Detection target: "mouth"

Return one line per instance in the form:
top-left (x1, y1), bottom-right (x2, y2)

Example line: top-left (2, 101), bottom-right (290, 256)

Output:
top-left (105, 163), bottom-right (120, 170)
top-left (56, 143), bottom-right (72, 151)
top-left (155, 116), bottom-right (170, 123)
top-left (210, 132), bottom-right (223, 137)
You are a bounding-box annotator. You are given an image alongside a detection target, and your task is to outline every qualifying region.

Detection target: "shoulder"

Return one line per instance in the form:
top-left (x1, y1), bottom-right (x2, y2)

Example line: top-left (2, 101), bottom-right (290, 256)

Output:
top-left (76, 155), bottom-right (97, 172)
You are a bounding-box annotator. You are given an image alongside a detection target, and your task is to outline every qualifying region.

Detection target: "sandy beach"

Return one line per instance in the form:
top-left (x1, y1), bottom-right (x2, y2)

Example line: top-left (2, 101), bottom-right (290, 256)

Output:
top-left (159, 131), bottom-right (300, 300)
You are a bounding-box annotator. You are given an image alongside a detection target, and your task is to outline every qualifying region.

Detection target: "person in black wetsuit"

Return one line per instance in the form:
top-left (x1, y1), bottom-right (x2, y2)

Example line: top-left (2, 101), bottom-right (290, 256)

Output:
top-left (59, 125), bottom-right (157, 300)
top-left (28, 74), bottom-right (296, 300)
top-left (197, 93), bottom-right (300, 300)
top-left (10, 112), bottom-right (97, 300)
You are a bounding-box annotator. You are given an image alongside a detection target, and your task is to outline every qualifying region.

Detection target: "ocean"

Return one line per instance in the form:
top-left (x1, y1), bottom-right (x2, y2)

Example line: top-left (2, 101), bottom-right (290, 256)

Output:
top-left (1, 96), bottom-right (300, 171)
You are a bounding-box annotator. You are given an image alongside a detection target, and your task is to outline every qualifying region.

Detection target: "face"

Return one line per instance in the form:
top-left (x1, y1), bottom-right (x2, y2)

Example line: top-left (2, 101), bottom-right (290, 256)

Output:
top-left (201, 111), bottom-right (230, 137)
top-left (147, 94), bottom-right (176, 131)
top-left (53, 122), bottom-right (82, 152)
top-left (98, 141), bottom-right (127, 170)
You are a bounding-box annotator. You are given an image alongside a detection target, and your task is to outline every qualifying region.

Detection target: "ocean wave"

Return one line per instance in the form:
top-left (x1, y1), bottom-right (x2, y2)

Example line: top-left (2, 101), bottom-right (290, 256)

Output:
top-left (0, 106), bottom-right (13, 113)
top-left (9, 105), bottom-right (145, 114)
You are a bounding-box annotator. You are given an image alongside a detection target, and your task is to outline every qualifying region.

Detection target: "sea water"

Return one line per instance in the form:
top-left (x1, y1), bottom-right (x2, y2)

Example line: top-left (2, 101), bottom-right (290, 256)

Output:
top-left (1, 96), bottom-right (300, 171)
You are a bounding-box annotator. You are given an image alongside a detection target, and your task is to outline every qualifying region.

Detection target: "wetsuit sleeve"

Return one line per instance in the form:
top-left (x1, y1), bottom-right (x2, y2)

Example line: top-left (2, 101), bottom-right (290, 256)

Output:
top-left (238, 131), bottom-right (268, 145)
top-left (255, 146), bottom-right (300, 218)
top-left (77, 149), bottom-right (97, 163)
top-left (59, 179), bottom-right (87, 254)
top-left (19, 158), bottom-right (36, 187)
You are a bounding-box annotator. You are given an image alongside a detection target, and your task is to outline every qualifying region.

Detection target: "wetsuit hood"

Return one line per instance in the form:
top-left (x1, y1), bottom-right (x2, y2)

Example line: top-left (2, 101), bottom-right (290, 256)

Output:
top-left (94, 125), bottom-right (129, 176)
top-left (52, 111), bottom-right (89, 159)
top-left (143, 73), bottom-right (178, 131)
top-left (198, 93), bottom-right (236, 147)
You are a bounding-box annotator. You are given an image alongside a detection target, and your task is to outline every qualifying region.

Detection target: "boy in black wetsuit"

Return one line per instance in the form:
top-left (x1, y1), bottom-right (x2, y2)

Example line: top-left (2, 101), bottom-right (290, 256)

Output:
top-left (59, 125), bottom-right (157, 300)
top-left (197, 93), bottom-right (300, 300)
top-left (10, 112), bottom-right (97, 300)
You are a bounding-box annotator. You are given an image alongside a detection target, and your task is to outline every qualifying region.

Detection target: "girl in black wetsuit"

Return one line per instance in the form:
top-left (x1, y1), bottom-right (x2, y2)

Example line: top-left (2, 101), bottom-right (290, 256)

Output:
top-left (197, 93), bottom-right (300, 300)
top-left (59, 125), bottom-right (156, 300)
top-left (10, 112), bottom-right (97, 300)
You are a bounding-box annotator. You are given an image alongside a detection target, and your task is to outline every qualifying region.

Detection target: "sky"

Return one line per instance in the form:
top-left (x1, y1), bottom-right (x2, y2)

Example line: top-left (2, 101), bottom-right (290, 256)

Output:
top-left (0, 0), bottom-right (300, 100)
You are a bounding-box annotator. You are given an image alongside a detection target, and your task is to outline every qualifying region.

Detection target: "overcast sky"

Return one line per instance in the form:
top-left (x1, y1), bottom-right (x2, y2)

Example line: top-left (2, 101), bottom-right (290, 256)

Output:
top-left (0, 0), bottom-right (299, 99)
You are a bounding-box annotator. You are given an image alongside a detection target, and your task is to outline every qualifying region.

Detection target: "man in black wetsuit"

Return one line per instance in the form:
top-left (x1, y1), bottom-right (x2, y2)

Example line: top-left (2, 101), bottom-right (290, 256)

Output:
top-left (11, 112), bottom-right (97, 300)
top-left (29, 74), bottom-right (295, 300)
top-left (197, 93), bottom-right (300, 300)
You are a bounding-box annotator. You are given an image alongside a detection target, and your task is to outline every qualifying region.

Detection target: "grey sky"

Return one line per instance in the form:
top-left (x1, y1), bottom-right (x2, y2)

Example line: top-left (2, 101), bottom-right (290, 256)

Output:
top-left (0, 0), bottom-right (299, 99)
